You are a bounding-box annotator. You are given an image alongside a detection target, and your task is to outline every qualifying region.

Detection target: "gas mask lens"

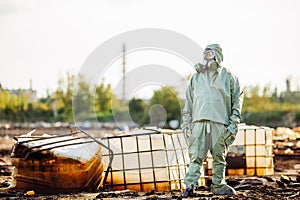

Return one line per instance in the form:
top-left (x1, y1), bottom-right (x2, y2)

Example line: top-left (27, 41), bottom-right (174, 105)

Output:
top-left (204, 49), bottom-right (215, 60)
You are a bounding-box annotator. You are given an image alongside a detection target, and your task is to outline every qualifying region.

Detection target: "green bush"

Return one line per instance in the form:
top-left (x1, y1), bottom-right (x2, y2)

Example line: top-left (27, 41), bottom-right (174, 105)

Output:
top-left (96, 112), bottom-right (114, 122)
top-left (243, 110), bottom-right (296, 128)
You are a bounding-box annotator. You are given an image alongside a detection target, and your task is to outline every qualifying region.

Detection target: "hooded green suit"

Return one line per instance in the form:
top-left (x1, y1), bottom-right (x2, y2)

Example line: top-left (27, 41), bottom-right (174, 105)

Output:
top-left (182, 44), bottom-right (244, 194)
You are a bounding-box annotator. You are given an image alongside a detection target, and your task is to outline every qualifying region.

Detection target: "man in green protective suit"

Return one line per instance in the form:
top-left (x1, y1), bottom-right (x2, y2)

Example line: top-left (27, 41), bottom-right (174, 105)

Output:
top-left (181, 44), bottom-right (244, 197)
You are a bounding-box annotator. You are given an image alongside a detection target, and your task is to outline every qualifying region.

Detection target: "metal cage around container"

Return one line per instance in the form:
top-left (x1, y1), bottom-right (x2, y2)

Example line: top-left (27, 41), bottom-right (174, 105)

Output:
top-left (101, 129), bottom-right (196, 192)
top-left (206, 124), bottom-right (274, 176)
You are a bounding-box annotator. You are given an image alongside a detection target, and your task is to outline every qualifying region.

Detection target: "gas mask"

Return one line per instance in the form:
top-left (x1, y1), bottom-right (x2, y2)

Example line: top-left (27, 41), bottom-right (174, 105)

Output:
top-left (195, 49), bottom-right (219, 73)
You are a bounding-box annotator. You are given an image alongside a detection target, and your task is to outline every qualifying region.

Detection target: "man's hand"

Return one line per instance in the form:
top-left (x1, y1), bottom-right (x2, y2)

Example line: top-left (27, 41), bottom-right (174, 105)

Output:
top-left (224, 123), bottom-right (238, 147)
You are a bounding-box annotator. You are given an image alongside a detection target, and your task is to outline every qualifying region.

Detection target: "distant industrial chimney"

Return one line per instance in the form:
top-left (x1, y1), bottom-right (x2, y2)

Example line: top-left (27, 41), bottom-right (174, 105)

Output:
top-left (30, 79), bottom-right (33, 90)
top-left (122, 44), bottom-right (126, 101)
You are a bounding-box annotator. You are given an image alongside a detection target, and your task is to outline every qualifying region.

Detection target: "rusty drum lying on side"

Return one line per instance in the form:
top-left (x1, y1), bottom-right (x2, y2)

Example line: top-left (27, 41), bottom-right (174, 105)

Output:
top-left (9, 129), bottom-right (103, 193)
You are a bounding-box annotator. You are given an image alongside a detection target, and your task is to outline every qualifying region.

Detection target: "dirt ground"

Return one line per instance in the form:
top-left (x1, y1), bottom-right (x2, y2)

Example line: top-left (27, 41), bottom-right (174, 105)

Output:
top-left (1, 128), bottom-right (300, 200)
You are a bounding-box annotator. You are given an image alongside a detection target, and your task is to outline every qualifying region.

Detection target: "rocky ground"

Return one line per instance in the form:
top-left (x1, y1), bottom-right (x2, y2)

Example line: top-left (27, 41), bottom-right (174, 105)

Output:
top-left (1, 128), bottom-right (300, 200)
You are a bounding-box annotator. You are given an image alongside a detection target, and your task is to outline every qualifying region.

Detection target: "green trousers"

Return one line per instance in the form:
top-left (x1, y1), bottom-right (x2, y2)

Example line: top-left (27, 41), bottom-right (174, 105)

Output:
top-left (184, 121), bottom-right (228, 187)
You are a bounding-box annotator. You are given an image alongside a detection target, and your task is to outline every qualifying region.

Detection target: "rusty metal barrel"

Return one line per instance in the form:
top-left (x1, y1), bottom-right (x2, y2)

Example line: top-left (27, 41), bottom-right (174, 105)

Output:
top-left (9, 128), bottom-right (105, 193)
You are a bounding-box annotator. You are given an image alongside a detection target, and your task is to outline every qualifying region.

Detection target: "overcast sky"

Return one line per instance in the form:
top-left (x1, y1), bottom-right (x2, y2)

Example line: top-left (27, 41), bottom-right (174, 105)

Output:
top-left (0, 0), bottom-right (299, 98)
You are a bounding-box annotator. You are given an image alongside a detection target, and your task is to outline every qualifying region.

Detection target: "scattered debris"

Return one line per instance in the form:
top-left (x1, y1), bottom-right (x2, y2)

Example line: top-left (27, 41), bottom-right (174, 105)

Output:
top-left (0, 180), bottom-right (10, 188)
top-left (281, 175), bottom-right (291, 184)
top-left (95, 189), bottom-right (139, 199)
top-left (234, 183), bottom-right (252, 191)
top-left (289, 183), bottom-right (300, 188)
top-left (262, 176), bottom-right (275, 182)
top-left (25, 190), bottom-right (35, 196)
top-left (297, 173), bottom-right (300, 183)
top-left (274, 127), bottom-right (300, 141)
top-left (276, 179), bottom-right (286, 188)
top-left (273, 174), bottom-right (300, 189)
top-left (273, 127), bottom-right (300, 156)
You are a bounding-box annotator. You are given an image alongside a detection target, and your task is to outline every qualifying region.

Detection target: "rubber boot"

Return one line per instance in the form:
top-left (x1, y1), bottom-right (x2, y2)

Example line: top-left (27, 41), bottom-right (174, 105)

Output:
top-left (181, 185), bottom-right (194, 198)
top-left (211, 184), bottom-right (236, 195)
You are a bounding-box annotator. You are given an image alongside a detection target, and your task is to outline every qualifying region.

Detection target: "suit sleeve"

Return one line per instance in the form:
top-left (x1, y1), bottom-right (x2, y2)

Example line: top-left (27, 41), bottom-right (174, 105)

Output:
top-left (230, 76), bottom-right (244, 125)
top-left (182, 76), bottom-right (194, 129)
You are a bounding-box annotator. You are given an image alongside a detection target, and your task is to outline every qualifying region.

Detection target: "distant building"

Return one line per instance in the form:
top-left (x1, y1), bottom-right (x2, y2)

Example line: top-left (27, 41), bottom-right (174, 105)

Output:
top-left (1, 79), bottom-right (37, 102)
top-left (7, 89), bottom-right (37, 102)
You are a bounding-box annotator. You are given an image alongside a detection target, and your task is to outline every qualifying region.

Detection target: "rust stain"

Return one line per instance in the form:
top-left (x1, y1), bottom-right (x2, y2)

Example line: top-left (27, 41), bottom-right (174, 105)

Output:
top-left (10, 147), bottom-right (103, 193)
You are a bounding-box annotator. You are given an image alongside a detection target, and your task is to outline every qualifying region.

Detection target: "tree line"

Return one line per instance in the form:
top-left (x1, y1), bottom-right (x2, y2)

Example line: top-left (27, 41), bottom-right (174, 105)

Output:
top-left (0, 73), bottom-right (182, 127)
top-left (0, 75), bottom-right (299, 128)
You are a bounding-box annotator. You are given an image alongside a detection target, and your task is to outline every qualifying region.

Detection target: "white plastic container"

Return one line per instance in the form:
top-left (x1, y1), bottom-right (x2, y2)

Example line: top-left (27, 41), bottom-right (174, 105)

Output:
top-left (206, 124), bottom-right (274, 176)
top-left (101, 128), bottom-right (205, 192)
